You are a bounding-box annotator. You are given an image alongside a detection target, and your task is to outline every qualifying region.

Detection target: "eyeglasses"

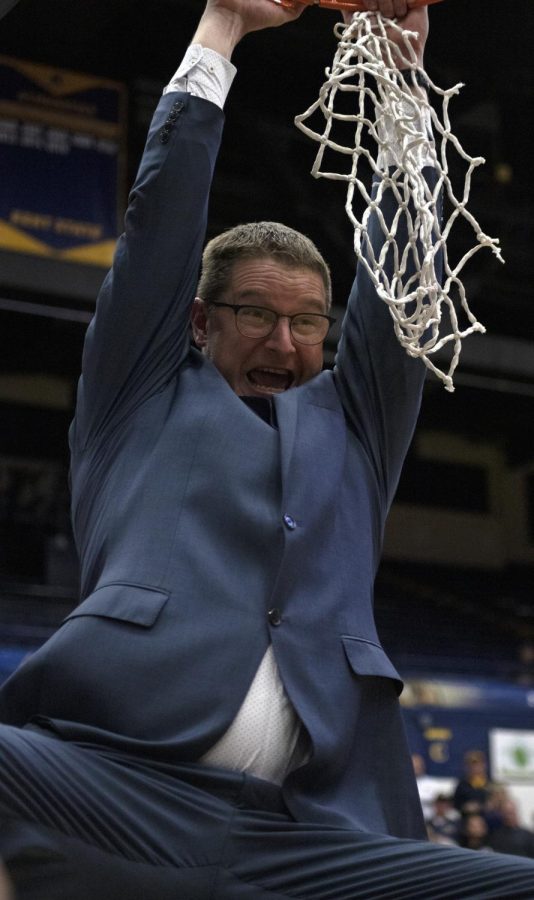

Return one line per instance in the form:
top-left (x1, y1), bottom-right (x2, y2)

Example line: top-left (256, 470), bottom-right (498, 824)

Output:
top-left (207, 301), bottom-right (335, 346)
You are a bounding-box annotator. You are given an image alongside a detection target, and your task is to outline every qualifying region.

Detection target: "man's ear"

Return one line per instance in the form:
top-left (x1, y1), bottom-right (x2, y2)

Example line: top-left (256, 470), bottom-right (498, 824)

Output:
top-left (191, 297), bottom-right (209, 349)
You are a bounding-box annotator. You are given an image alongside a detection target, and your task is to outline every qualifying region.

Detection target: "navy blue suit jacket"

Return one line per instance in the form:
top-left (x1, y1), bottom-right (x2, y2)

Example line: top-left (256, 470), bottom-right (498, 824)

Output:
top-left (0, 91), bottom-right (432, 840)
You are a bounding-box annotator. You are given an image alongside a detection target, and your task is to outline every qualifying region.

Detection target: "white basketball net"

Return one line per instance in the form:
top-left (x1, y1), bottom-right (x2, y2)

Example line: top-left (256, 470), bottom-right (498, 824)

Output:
top-left (295, 13), bottom-right (503, 391)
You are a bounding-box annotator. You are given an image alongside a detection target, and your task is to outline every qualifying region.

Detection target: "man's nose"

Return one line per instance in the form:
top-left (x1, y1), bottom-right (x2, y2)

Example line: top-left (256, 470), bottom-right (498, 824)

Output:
top-left (264, 316), bottom-right (295, 352)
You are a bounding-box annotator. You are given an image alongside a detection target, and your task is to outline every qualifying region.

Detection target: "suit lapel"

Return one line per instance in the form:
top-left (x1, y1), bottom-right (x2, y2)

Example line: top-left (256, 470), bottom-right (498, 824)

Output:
top-left (275, 376), bottom-right (346, 517)
top-left (275, 387), bottom-right (299, 489)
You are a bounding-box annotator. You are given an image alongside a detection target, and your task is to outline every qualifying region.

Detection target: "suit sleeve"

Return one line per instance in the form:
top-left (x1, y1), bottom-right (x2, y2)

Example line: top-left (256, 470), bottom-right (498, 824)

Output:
top-left (333, 168), bottom-right (442, 516)
top-left (70, 92), bottom-right (225, 451)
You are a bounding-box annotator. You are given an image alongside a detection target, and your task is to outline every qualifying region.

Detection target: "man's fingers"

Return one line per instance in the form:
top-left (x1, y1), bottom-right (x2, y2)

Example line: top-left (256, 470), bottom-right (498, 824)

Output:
top-left (378, 1), bottom-right (395, 17)
top-left (359, 0), bottom-right (411, 18)
top-left (394, 0), bottom-right (409, 16)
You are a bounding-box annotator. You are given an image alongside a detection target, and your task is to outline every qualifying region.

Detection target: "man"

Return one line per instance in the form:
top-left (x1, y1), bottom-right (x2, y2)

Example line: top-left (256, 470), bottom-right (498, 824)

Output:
top-left (412, 752), bottom-right (440, 822)
top-left (428, 793), bottom-right (461, 844)
top-left (453, 750), bottom-right (493, 813)
top-left (488, 798), bottom-right (534, 859)
top-left (1, 0), bottom-right (534, 896)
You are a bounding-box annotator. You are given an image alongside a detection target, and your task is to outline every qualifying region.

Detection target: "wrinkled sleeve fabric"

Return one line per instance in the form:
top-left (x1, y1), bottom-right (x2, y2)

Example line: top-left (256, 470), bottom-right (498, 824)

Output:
top-left (334, 167), bottom-right (442, 519)
top-left (164, 43), bottom-right (236, 107)
top-left (70, 92), bottom-right (225, 452)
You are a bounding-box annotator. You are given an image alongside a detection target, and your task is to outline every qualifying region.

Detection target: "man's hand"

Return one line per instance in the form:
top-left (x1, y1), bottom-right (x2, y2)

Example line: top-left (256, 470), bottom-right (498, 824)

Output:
top-left (193, 0), bottom-right (306, 61)
top-left (342, 0), bottom-right (428, 68)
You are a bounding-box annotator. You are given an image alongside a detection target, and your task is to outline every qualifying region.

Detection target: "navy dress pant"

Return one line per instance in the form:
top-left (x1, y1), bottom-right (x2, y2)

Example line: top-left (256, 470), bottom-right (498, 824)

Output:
top-left (1, 725), bottom-right (534, 899)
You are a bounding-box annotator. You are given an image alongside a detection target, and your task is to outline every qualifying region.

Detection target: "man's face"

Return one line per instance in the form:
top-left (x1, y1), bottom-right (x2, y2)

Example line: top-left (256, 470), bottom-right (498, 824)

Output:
top-left (191, 258), bottom-right (328, 397)
top-left (465, 756), bottom-right (486, 779)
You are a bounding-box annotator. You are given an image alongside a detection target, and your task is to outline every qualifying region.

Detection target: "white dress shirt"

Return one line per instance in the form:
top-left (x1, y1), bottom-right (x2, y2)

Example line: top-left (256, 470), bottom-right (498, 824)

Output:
top-left (165, 45), bottom-right (306, 785)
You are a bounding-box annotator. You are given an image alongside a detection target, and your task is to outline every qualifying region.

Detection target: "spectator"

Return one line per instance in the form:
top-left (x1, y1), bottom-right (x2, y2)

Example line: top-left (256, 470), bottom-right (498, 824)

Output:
top-left (488, 799), bottom-right (534, 859)
top-left (485, 782), bottom-right (511, 831)
top-left (516, 642), bottom-right (534, 687)
top-left (412, 752), bottom-right (437, 822)
top-left (458, 814), bottom-right (493, 853)
top-left (453, 750), bottom-right (493, 813)
top-left (428, 793), bottom-right (461, 844)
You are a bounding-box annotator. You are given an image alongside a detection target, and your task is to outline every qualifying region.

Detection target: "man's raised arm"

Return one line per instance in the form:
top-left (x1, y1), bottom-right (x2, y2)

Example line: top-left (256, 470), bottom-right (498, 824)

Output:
top-left (334, 0), bottom-right (438, 514)
top-left (71, 1), bottom-right (305, 451)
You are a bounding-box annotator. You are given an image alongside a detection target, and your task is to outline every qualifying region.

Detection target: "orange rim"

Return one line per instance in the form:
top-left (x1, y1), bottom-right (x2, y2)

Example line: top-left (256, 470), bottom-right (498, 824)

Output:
top-left (276, 0), bottom-right (443, 10)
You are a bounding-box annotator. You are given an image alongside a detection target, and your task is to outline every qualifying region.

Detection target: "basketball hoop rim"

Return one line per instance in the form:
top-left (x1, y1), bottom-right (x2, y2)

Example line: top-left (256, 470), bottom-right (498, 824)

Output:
top-left (275, 0), bottom-right (444, 11)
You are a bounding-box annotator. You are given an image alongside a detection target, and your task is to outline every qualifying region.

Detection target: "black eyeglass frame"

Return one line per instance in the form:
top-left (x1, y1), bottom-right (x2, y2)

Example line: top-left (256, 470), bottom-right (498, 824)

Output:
top-left (207, 300), bottom-right (336, 346)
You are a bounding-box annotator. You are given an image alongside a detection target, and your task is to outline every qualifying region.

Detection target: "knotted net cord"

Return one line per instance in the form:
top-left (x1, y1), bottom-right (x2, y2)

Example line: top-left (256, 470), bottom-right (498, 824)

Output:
top-left (295, 13), bottom-right (503, 391)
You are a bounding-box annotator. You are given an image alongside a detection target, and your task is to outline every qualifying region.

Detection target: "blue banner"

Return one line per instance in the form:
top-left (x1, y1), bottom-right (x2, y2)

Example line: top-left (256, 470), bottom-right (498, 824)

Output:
top-left (402, 676), bottom-right (534, 778)
top-left (0, 55), bottom-right (126, 266)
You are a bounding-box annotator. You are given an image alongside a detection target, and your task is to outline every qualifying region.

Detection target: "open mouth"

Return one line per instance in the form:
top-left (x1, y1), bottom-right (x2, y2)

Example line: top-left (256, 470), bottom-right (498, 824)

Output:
top-left (246, 368), bottom-right (295, 393)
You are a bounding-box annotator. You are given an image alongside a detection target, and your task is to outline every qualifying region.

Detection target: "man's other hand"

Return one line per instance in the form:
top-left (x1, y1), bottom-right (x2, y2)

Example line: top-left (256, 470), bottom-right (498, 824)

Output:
top-left (207, 0), bottom-right (306, 34)
top-left (342, 0), bottom-right (428, 68)
top-left (194, 0), bottom-right (306, 60)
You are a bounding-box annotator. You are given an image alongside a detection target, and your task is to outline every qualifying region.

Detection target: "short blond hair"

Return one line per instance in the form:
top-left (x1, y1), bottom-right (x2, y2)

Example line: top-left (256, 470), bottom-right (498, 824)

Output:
top-left (197, 221), bottom-right (332, 309)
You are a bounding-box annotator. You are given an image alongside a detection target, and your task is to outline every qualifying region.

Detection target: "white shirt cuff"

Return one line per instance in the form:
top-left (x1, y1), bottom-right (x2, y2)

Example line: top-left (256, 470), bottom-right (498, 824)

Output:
top-left (163, 44), bottom-right (236, 110)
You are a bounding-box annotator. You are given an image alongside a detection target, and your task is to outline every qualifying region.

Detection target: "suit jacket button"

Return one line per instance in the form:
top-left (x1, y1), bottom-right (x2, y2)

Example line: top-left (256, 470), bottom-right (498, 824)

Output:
top-left (283, 514), bottom-right (296, 530)
top-left (268, 608), bottom-right (282, 626)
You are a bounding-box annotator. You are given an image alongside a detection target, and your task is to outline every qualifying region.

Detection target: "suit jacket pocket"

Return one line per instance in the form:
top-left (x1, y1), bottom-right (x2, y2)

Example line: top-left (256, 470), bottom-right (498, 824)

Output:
top-left (63, 582), bottom-right (169, 628)
top-left (342, 635), bottom-right (403, 696)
